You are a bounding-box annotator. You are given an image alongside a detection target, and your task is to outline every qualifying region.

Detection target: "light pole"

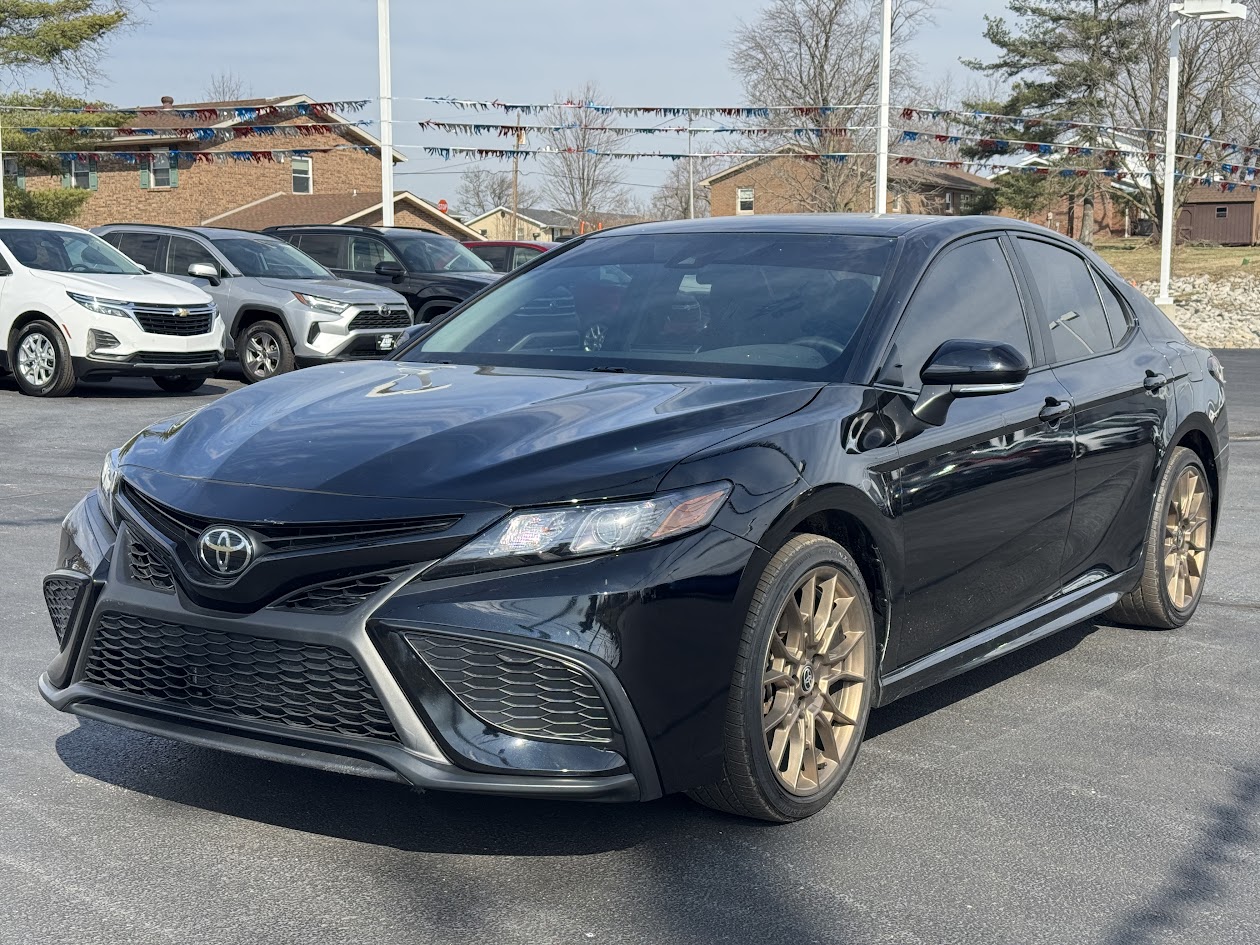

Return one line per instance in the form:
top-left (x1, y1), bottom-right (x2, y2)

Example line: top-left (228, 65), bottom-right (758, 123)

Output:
top-left (874, 0), bottom-right (892, 214)
top-left (1156, 0), bottom-right (1246, 308)
top-left (377, 0), bottom-right (395, 227)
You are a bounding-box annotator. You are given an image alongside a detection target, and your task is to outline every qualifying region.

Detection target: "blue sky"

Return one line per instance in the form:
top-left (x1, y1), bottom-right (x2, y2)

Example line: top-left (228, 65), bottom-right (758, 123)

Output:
top-left (27, 0), bottom-right (1011, 209)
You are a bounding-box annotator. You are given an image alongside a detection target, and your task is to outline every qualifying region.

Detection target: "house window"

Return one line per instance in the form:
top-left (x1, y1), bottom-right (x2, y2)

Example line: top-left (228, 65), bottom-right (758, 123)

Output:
top-left (736, 187), bottom-right (754, 214)
top-left (1216, 206), bottom-right (1228, 219)
top-left (70, 159), bottom-right (93, 190)
top-left (151, 150), bottom-right (171, 188)
top-left (3, 157), bottom-right (23, 190)
top-left (945, 191), bottom-right (954, 212)
top-left (960, 193), bottom-right (974, 212)
top-left (292, 156), bottom-right (312, 194)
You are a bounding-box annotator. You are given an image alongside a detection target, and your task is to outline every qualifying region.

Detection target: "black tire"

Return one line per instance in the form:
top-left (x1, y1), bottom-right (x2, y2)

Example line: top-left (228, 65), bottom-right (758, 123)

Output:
top-left (689, 534), bottom-right (876, 822)
top-left (1110, 446), bottom-right (1213, 629)
top-left (235, 320), bottom-right (294, 383)
top-left (10, 320), bottom-right (76, 397)
top-left (152, 375), bottom-right (206, 393)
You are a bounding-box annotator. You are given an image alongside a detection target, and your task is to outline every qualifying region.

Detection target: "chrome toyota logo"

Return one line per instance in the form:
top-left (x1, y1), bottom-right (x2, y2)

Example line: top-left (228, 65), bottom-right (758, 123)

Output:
top-left (377, 303), bottom-right (386, 314)
top-left (197, 525), bottom-right (254, 576)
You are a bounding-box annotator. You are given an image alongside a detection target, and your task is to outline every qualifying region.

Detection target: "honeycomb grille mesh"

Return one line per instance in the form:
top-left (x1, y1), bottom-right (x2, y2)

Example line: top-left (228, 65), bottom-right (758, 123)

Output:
top-left (128, 541), bottom-right (174, 591)
top-left (276, 571), bottom-right (399, 614)
top-left (43, 576), bottom-right (85, 644)
top-left (348, 308), bottom-right (411, 330)
top-left (84, 612), bottom-right (398, 741)
top-left (410, 634), bottom-right (613, 744)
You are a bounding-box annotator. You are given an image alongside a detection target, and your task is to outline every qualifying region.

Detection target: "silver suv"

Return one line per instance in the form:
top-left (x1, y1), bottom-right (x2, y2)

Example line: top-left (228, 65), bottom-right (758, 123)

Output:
top-left (94, 224), bottom-right (413, 383)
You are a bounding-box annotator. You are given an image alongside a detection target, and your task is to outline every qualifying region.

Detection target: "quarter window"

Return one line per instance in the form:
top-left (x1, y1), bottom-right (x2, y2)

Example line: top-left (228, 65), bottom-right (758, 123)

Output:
top-left (292, 157), bottom-right (312, 194)
top-left (881, 237), bottom-right (1032, 389)
top-left (1093, 271), bottom-right (1132, 345)
top-left (736, 187), bottom-right (754, 214)
top-left (1017, 238), bottom-right (1115, 361)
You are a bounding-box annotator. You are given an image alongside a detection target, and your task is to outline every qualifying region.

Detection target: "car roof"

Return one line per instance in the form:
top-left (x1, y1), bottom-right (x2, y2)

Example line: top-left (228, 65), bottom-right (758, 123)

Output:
top-left (463, 240), bottom-right (559, 248)
top-left (94, 222), bottom-right (284, 241)
top-left (584, 213), bottom-right (1052, 240)
top-left (0, 219), bottom-right (87, 233)
top-left (263, 224), bottom-right (448, 238)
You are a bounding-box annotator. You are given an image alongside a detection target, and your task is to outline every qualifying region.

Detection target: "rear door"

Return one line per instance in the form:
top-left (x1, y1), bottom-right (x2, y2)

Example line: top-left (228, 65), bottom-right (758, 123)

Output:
top-left (1011, 235), bottom-right (1174, 585)
top-left (107, 231), bottom-right (168, 272)
top-left (883, 235), bottom-right (1078, 666)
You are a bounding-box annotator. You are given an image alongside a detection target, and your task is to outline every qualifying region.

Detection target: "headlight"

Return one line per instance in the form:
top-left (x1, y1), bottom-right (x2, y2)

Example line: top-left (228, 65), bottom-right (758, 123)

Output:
top-left (292, 292), bottom-right (350, 315)
top-left (68, 292), bottom-right (133, 318)
top-left (432, 482), bottom-right (731, 576)
top-left (99, 449), bottom-right (121, 523)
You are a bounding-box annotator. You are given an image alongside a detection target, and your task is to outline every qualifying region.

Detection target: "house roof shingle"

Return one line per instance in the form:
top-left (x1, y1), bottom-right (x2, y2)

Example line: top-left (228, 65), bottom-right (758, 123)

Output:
top-left (204, 191), bottom-right (483, 239)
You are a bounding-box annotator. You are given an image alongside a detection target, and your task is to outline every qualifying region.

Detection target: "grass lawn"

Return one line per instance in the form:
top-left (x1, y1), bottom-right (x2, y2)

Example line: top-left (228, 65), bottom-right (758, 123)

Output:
top-left (1093, 240), bottom-right (1260, 284)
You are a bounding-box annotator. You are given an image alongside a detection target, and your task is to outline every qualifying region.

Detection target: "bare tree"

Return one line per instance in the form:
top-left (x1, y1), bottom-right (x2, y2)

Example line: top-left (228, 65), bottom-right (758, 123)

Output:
top-left (727, 0), bottom-right (934, 212)
top-left (651, 154), bottom-right (727, 220)
top-left (538, 82), bottom-right (630, 225)
top-left (202, 70), bottom-right (249, 102)
top-left (456, 165), bottom-right (538, 216)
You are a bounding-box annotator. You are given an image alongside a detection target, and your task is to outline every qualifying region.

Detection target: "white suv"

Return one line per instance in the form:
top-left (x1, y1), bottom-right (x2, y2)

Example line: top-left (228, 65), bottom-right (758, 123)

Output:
top-left (0, 220), bottom-right (225, 397)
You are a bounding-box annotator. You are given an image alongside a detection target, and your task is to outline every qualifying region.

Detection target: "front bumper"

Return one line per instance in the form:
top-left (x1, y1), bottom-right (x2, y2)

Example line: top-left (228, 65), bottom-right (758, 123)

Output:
top-left (40, 491), bottom-right (759, 800)
top-left (289, 302), bottom-right (413, 363)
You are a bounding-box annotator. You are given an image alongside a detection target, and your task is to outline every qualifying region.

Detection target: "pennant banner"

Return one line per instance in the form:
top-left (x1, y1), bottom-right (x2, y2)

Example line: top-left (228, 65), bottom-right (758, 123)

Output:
top-left (422, 145), bottom-right (874, 162)
top-left (418, 119), bottom-right (872, 137)
top-left (0, 100), bottom-right (370, 119)
top-left (418, 97), bottom-right (876, 119)
top-left (1, 144), bottom-right (379, 165)
top-left (8, 121), bottom-right (373, 141)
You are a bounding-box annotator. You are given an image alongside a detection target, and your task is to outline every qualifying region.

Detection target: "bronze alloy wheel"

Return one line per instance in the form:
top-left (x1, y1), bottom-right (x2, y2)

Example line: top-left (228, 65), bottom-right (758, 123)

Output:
top-left (761, 565), bottom-right (869, 796)
top-left (1164, 464), bottom-right (1211, 610)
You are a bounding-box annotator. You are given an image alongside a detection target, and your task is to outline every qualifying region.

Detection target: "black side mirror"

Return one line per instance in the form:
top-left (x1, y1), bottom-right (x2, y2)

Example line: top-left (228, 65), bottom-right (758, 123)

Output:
top-left (912, 339), bottom-right (1029, 426)
top-left (187, 262), bottom-right (221, 286)
top-left (375, 260), bottom-right (406, 283)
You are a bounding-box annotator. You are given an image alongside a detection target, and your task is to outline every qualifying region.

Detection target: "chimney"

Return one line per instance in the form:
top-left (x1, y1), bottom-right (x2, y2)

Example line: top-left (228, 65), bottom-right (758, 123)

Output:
top-left (161, 95), bottom-right (174, 106)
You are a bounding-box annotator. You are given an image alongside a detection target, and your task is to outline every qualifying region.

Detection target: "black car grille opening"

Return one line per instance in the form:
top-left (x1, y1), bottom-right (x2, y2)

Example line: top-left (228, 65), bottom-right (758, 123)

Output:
top-left (348, 308), bottom-right (411, 331)
top-left (408, 634), bottom-right (613, 744)
top-left (43, 576), bottom-right (86, 645)
top-left (132, 304), bottom-right (215, 337)
top-left (128, 540), bottom-right (174, 591)
top-left (131, 350), bottom-right (220, 365)
top-left (84, 612), bottom-right (398, 742)
top-left (275, 571), bottom-right (403, 614)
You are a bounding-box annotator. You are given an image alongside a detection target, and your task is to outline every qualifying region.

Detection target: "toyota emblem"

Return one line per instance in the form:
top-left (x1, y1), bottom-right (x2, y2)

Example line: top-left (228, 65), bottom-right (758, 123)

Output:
top-left (197, 525), bottom-right (254, 576)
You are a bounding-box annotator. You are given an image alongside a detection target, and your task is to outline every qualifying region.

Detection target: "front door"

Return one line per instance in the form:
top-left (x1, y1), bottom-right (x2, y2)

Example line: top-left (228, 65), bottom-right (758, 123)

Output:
top-left (881, 235), bottom-right (1078, 667)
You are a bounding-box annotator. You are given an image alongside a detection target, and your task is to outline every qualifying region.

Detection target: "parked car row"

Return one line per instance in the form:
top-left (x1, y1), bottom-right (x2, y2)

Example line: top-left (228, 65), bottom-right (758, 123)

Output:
top-left (0, 219), bottom-right (510, 397)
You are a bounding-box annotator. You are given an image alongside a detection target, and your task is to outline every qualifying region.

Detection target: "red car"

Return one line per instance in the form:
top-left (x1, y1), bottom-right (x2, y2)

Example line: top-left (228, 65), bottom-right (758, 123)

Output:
top-left (462, 240), bottom-right (559, 273)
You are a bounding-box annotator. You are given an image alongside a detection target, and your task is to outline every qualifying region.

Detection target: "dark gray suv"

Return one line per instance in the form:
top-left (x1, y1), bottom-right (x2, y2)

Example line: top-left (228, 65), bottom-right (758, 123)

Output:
top-left (95, 224), bottom-right (413, 383)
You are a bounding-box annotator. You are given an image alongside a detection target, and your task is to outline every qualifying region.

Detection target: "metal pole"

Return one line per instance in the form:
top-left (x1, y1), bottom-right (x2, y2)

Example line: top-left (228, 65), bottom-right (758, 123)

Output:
top-left (687, 113), bottom-right (695, 219)
top-left (0, 113), bottom-right (6, 219)
top-left (377, 0), bottom-right (395, 226)
top-left (874, 0), bottom-right (892, 214)
top-left (1156, 14), bottom-right (1181, 306)
top-left (511, 127), bottom-right (523, 239)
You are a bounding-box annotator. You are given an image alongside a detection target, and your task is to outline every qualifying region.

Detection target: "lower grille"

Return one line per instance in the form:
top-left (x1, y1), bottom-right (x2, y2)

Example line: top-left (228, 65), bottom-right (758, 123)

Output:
top-left (132, 351), bottom-right (220, 365)
top-left (128, 540), bottom-right (174, 591)
top-left (84, 612), bottom-right (398, 741)
top-left (43, 575), bottom-right (87, 645)
top-left (348, 308), bottom-right (411, 330)
top-left (275, 571), bottom-right (402, 614)
top-left (408, 634), bottom-right (613, 744)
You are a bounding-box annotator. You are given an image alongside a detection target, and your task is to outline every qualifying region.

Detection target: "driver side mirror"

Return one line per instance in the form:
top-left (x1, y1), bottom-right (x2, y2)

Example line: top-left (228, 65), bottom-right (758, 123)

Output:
top-left (912, 339), bottom-right (1029, 426)
top-left (188, 262), bottom-right (221, 286)
top-left (375, 260), bottom-right (406, 283)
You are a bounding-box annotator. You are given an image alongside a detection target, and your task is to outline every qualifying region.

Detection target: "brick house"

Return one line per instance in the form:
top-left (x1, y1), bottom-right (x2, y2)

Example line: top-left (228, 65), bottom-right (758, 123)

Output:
top-left (701, 149), bottom-right (995, 217)
top-left (10, 93), bottom-right (480, 240)
top-left (464, 206), bottom-right (642, 241)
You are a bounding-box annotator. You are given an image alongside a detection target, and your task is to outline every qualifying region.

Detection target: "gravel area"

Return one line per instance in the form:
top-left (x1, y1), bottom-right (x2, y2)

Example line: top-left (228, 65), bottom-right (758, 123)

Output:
top-left (1140, 275), bottom-right (1260, 348)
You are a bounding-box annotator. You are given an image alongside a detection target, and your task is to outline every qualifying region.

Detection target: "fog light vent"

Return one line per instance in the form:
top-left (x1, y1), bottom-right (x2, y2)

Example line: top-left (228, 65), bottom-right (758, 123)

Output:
top-left (42, 573), bottom-right (88, 645)
top-left (88, 329), bottom-right (120, 353)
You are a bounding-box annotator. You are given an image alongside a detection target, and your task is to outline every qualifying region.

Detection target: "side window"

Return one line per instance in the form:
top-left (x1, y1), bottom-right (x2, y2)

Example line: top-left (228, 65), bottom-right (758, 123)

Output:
top-left (1017, 238), bottom-right (1114, 361)
top-left (469, 245), bottom-right (509, 270)
top-left (512, 246), bottom-right (543, 269)
top-left (167, 236), bottom-right (218, 276)
top-left (113, 232), bottom-right (166, 271)
top-left (298, 233), bottom-right (345, 269)
top-left (881, 238), bottom-right (1032, 389)
top-left (1093, 271), bottom-right (1132, 344)
top-left (348, 236), bottom-right (399, 273)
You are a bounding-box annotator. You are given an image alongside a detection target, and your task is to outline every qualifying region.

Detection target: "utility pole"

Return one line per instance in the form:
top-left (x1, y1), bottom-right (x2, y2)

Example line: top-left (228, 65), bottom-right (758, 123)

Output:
top-left (874, 0), bottom-right (892, 214)
top-left (687, 112), bottom-right (695, 220)
top-left (377, 0), bottom-right (395, 226)
top-left (511, 126), bottom-right (525, 239)
top-left (0, 113), bottom-right (6, 219)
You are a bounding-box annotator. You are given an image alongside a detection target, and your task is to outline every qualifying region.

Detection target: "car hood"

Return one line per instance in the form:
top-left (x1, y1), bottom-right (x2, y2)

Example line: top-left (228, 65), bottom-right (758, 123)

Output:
top-left (254, 277), bottom-right (407, 304)
top-left (39, 270), bottom-right (213, 305)
top-left (118, 360), bottom-right (822, 516)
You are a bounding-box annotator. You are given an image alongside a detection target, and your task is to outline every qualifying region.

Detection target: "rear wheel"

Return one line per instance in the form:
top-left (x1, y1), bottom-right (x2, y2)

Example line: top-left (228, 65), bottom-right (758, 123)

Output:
top-left (689, 534), bottom-right (875, 822)
top-left (236, 320), bottom-right (294, 383)
top-left (1110, 446), bottom-right (1213, 629)
top-left (11, 320), bottom-right (76, 397)
top-left (153, 375), bottom-right (206, 393)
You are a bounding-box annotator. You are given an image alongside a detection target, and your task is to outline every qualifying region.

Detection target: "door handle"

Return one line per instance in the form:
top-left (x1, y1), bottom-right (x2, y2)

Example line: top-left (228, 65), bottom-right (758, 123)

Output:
top-left (1039, 398), bottom-right (1072, 423)
top-left (1144, 370), bottom-right (1169, 391)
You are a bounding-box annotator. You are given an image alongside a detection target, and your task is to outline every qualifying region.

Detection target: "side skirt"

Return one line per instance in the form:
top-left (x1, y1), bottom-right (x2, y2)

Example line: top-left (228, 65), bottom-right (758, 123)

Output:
top-left (875, 570), bottom-right (1132, 706)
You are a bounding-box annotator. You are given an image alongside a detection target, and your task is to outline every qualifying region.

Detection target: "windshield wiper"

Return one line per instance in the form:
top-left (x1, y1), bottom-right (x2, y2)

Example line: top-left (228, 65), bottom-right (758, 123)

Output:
top-left (588, 365), bottom-right (627, 373)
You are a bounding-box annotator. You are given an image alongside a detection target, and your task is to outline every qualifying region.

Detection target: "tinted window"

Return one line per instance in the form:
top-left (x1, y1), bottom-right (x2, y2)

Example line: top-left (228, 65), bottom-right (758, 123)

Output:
top-left (1093, 271), bottom-right (1132, 344)
top-left (391, 234), bottom-right (493, 273)
top-left (0, 229), bottom-right (144, 275)
top-left (214, 236), bottom-right (331, 279)
top-left (512, 246), bottom-right (544, 269)
top-left (404, 232), bottom-right (894, 381)
top-left (348, 236), bottom-right (399, 273)
top-left (468, 245), bottom-right (509, 271)
top-left (298, 233), bottom-right (345, 269)
top-left (112, 232), bottom-right (166, 271)
top-left (1017, 238), bottom-right (1114, 361)
top-left (167, 236), bottom-right (217, 276)
top-left (882, 238), bottom-right (1031, 389)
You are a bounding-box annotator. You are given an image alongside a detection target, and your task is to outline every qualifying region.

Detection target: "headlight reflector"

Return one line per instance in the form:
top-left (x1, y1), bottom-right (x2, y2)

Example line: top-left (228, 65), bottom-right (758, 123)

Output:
top-left (433, 482), bottom-right (731, 575)
top-left (68, 292), bottom-right (133, 318)
top-left (292, 292), bottom-right (350, 315)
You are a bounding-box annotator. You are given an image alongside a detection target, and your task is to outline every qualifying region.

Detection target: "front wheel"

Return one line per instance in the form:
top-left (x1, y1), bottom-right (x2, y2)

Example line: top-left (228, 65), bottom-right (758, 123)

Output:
top-left (236, 320), bottom-right (294, 383)
top-left (11, 320), bottom-right (76, 397)
top-left (689, 534), bottom-right (876, 822)
top-left (152, 375), bottom-right (206, 393)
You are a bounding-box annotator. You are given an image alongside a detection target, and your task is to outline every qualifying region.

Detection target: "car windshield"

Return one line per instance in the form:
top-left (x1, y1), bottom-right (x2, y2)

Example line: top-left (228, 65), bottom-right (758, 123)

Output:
top-left (213, 236), bottom-right (332, 279)
top-left (0, 228), bottom-right (145, 275)
top-left (402, 232), bottom-right (895, 380)
top-left (392, 234), bottom-right (493, 273)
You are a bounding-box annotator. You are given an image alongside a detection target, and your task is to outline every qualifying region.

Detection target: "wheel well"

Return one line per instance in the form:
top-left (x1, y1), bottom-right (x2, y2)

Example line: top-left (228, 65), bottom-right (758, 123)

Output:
top-left (7, 311), bottom-right (58, 350)
top-left (417, 300), bottom-right (455, 322)
top-left (233, 309), bottom-right (290, 342)
top-left (791, 510), bottom-right (890, 656)
top-left (1177, 428), bottom-right (1220, 527)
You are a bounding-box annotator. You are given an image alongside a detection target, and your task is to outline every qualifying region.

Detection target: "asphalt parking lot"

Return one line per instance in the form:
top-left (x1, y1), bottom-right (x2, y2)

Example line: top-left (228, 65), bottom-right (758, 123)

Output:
top-left (2, 353), bottom-right (1258, 945)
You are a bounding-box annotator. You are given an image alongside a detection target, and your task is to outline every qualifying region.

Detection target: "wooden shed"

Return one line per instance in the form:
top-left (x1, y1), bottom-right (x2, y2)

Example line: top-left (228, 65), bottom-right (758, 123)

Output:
top-left (1178, 185), bottom-right (1260, 245)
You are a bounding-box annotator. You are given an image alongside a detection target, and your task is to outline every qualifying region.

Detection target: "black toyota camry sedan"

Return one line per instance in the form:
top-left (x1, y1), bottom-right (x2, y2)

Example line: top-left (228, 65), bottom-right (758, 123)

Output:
top-left (40, 215), bottom-right (1228, 822)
